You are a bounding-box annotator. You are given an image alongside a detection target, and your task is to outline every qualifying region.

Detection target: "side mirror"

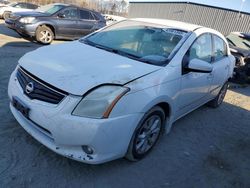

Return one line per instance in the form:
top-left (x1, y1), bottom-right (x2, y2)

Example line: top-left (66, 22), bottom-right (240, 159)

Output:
top-left (187, 58), bottom-right (213, 73)
top-left (57, 13), bottom-right (65, 18)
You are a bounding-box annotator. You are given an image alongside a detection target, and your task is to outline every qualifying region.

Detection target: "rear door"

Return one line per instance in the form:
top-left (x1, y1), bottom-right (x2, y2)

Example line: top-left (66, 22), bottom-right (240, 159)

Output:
top-left (54, 7), bottom-right (79, 38)
top-left (77, 9), bottom-right (97, 37)
top-left (209, 35), bottom-right (230, 96)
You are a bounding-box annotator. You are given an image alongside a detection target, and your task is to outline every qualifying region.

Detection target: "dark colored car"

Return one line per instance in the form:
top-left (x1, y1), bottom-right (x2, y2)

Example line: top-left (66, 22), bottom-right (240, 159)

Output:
top-left (5, 3), bottom-right (106, 44)
top-left (226, 32), bottom-right (250, 83)
top-left (0, 0), bottom-right (9, 5)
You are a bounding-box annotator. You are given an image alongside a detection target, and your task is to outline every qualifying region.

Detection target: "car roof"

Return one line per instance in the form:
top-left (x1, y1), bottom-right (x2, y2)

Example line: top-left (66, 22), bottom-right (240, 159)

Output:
top-left (130, 18), bottom-right (202, 32)
top-left (50, 3), bottom-right (69, 6)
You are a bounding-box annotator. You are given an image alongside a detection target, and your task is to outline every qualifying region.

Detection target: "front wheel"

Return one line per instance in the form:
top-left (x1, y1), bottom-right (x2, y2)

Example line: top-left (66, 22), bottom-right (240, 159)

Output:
top-left (3, 11), bottom-right (11, 20)
top-left (126, 106), bottom-right (165, 161)
top-left (207, 82), bottom-right (228, 108)
top-left (36, 25), bottom-right (54, 44)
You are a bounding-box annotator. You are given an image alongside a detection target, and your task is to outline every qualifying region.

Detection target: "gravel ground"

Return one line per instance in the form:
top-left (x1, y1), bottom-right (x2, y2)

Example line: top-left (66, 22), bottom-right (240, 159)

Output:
top-left (0, 20), bottom-right (250, 188)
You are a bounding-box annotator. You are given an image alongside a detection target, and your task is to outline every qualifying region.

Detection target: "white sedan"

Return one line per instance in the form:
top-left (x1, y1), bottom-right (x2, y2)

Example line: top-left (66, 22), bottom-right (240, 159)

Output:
top-left (0, 2), bottom-right (38, 19)
top-left (8, 18), bottom-right (235, 164)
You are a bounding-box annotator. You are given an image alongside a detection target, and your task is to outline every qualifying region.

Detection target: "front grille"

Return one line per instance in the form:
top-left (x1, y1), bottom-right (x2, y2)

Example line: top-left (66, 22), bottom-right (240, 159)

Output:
top-left (16, 67), bottom-right (68, 104)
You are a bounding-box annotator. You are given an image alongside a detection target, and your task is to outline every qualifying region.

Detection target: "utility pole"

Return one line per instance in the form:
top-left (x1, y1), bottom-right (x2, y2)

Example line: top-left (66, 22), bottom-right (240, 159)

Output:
top-left (238, 0), bottom-right (246, 18)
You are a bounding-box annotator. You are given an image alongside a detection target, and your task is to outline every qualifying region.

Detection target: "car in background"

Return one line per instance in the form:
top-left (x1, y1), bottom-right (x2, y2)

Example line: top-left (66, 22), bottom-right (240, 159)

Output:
top-left (0, 0), bottom-right (9, 6)
top-left (8, 19), bottom-right (235, 164)
top-left (5, 3), bottom-right (106, 44)
top-left (0, 2), bottom-right (38, 20)
top-left (226, 32), bottom-right (250, 83)
top-left (103, 14), bottom-right (126, 25)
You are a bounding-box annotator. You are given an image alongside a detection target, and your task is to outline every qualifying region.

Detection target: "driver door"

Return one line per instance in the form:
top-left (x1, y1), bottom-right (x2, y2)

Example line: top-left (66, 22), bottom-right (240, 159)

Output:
top-left (176, 33), bottom-right (213, 117)
top-left (54, 7), bottom-right (79, 38)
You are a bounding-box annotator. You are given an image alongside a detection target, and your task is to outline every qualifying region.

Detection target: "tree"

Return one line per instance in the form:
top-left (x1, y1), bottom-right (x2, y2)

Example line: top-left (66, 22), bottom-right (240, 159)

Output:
top-left (120, 0), bottom-right (127, 13)
top-left (111, 2), bottom-right (117, 14)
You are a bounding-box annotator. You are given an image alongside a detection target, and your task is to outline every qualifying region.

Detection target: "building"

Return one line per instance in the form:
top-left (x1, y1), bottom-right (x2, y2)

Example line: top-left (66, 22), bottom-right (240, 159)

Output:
top-left (129, 1), bottom-right (250, 35)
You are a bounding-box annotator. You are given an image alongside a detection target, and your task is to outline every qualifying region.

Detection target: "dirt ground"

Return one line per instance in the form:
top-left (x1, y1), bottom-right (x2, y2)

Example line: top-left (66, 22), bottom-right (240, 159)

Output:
top-left (0, 20), bottom-right (250, 188)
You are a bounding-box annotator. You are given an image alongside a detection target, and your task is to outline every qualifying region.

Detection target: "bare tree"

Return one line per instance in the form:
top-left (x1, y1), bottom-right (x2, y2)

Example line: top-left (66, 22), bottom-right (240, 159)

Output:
top-left (12, 0), bottom-right (128, 15)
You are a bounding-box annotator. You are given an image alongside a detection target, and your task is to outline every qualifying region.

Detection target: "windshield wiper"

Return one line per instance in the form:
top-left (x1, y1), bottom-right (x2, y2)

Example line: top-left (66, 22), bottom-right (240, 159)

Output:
top-left (243, 41), bottom-right (250, 49)
top-left (82, 39), bottom-right (140, 58)
top-left (114, 50), bottom-right (140, 59)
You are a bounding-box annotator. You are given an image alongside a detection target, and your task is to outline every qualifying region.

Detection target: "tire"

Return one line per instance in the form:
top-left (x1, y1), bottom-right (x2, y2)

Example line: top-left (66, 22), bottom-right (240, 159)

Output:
top-left (3, 11), bottom-right (11, 20)
top-left (126, 106), bottom-right (165, 161)
top-left (35, 25), bottom-right (54, 44)
top-left (207, 82), bottom-right (228, 108)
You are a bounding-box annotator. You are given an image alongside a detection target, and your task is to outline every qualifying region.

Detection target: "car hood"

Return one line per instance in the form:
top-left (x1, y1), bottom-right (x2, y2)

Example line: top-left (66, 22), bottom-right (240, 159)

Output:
top-left (19, 41), bottom-right (161, 95)
top-left (13, 11), bottom-right (49, 17)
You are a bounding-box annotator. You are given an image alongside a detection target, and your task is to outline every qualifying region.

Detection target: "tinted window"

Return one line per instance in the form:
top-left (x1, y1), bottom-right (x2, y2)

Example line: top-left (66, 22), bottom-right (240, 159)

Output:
top-left (19, 3), bottom-right (29, 8)
top-left (27, 4), bottom-right (38, 9)
top-left (188, 34), bottom-right (212, 63)
top-left (80, 10), bottom-right (94, 20)
top-left (213, 35), bottom-right (227, 61)
top-left (13, 3), bottom-right (22, 8)
top-left (62, 8), bottom-right (78, 19)
top-left (92, 13), bottom-right (100, 20)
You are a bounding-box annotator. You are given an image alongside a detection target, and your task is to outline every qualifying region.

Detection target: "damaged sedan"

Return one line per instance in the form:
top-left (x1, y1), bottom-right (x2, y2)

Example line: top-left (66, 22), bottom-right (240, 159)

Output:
top-left (226, 32), bottom-right (250, 83)
top-left (8, 19), bottom-right (235, 164)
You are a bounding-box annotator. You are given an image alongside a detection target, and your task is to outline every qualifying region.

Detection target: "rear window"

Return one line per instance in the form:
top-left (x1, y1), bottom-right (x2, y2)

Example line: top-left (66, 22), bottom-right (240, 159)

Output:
top-left (92, 13), bottom-right (100, 20)
top-left (27, 4), bottom-right (38, 9)
top-left (227, 33), bottom-right (250, 50)
top-left (80, 10), bottom-right (94, 20)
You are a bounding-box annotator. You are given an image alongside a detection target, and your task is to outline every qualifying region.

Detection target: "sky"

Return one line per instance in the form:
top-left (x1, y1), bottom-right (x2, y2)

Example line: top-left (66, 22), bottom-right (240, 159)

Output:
top-left (129, 0), bottom-right (250, 13)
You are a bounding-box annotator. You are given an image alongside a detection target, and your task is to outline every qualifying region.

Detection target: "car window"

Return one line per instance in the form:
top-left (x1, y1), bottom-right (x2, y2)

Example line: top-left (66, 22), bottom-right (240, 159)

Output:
top-left (19, 3), bottom-right (29, 8)
top-left (80, 10), bottom-right (94, 20)
top-left (213, 35), bottom-right (227, 61)
top-left (92, 13), bottom-right (100, 20)
top-left (188, 34), bottom-right (212, 63)
top-left (13, 3), bottom-right (22, 8)
top-left (27, 4), bottom-right (38, 9)
top-left (62, 8), bottom-right (78, 19)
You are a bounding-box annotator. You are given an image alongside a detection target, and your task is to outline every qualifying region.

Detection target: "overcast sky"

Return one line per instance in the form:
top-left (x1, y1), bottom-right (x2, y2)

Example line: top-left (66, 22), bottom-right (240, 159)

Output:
top-left (129, 0), bottom-right (250, 13)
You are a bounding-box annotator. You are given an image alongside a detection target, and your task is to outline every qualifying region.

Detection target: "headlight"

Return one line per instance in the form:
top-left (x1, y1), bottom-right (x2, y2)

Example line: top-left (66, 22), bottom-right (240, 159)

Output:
top-left (73, 85), bottom-right (130, 118)
top-left (19, 17), bottom-right (36, 24)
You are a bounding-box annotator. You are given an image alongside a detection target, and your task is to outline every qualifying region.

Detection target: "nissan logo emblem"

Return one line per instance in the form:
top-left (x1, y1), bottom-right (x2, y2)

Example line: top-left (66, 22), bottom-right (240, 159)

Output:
top-left (25, 82), bottom-right (34, 94)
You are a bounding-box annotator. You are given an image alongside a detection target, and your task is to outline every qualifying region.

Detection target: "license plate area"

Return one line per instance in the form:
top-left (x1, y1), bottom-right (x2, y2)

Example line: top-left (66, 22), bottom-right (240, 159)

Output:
top-left (12, 96), bottom-right (30, 119)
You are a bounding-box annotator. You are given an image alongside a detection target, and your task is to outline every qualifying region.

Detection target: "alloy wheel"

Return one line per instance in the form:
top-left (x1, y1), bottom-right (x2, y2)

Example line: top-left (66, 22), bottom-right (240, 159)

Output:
top-left (40, 30), bottom-right (53, 44)
top-left (135, 115), bottom-right (162, 154)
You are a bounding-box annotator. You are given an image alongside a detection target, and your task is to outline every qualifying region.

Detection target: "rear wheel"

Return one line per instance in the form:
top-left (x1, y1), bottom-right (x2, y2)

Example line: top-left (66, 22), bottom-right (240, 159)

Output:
top-left (126, 106), bottom-right (165, 161)
top-left (208, 82), bottom-right (228, 108)
top-left (36, 25), bottom-right (54, 44)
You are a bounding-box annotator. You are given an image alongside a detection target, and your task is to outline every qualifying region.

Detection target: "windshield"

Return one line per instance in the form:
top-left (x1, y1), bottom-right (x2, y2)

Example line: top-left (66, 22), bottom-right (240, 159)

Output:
top-left (9, 2), bottom-right (17, 7)
top-left (81, 20), bottom-right (188, 65)
top-left (227, 33), bottom-right (250, 50)
top-left (37, 4), bottom-right (65, 15)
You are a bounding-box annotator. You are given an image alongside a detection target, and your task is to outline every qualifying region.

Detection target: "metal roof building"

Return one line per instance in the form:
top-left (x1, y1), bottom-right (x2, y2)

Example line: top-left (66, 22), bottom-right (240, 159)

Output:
top-left (128, 1), bottom-right (250, 35)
